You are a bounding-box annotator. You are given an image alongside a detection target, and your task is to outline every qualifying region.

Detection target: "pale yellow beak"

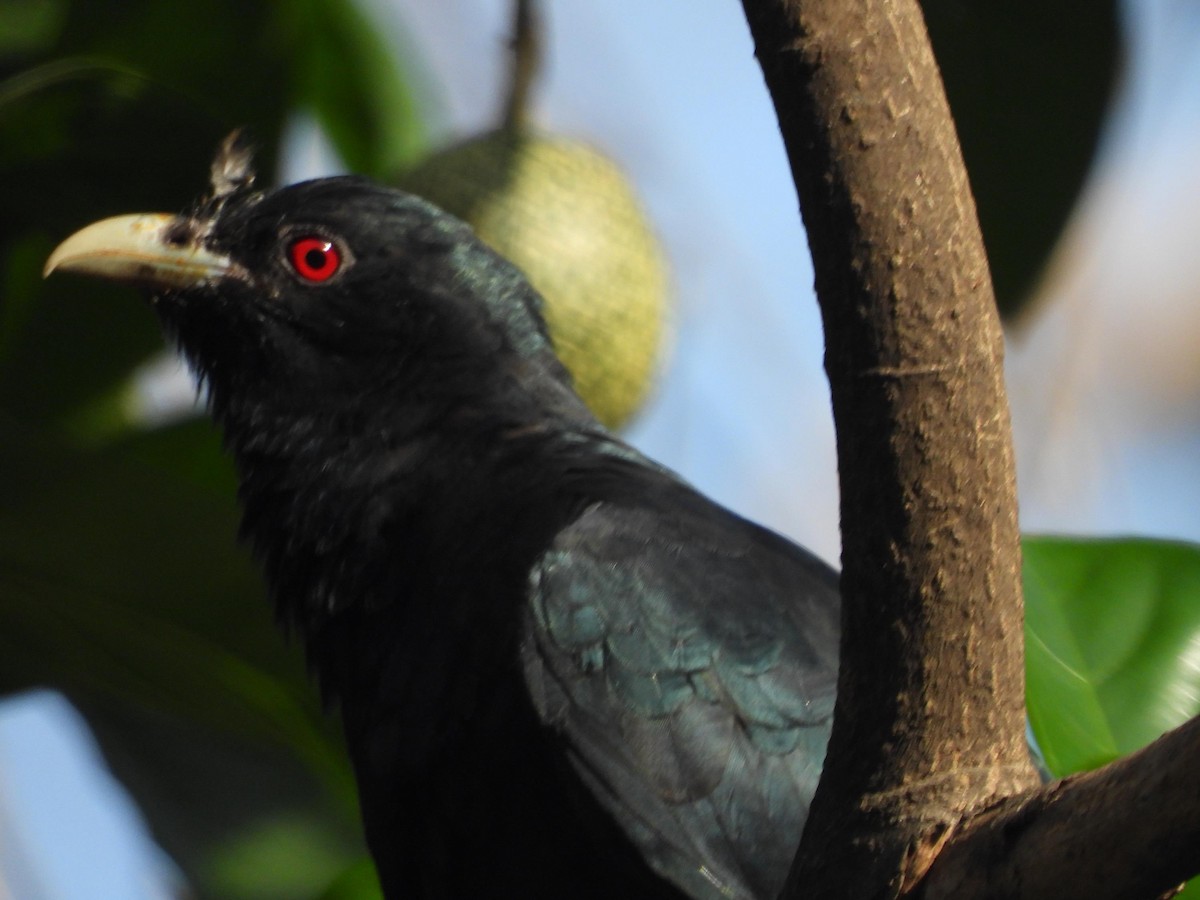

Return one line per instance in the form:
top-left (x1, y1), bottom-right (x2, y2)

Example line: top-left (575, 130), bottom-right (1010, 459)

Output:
top-left (44, 213), bottom-right (231, 289)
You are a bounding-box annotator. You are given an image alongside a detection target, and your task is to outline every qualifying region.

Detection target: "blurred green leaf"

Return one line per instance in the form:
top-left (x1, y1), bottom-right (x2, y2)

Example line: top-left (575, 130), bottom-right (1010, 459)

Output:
top-left (0, 416), bottom-right (362, 894)
top-left (1025, 536), bottom-right (1200, 776)
top-left (205, 811), bottom-right (368, 900)
top-left (317, 857), bottom-right (384, 900)
top-left (922, 1), bottom-right (1120, 315)
top-left (280, 0), bottom-right (425, 178)
top-left (78, 693), bottom-right (364, 900)
top-left (0, 240), bottom-right (163, 423)
top-left (0, 417), bottom-right (353, 790)
top-left (0, 0), bottom-right (68, 57)
top-left (0, 233), bottom-right (51, 362)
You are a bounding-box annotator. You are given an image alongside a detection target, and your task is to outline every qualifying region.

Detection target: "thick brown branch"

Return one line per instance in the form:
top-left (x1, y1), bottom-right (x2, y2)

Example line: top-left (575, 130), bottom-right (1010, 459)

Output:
top-left (920, 714), bottom-right (1200, 899)
top-left (735, 0), bottom-right (1038, 895)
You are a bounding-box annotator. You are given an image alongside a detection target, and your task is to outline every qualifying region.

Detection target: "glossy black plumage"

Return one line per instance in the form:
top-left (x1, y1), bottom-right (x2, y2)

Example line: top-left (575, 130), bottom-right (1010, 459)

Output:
top-left (50, 156), bottom-right (840, 899)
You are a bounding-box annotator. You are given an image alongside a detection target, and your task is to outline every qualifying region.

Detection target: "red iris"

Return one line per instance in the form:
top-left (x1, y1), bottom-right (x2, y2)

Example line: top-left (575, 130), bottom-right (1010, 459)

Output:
top-left (289, 236), bottom-right (341, 282)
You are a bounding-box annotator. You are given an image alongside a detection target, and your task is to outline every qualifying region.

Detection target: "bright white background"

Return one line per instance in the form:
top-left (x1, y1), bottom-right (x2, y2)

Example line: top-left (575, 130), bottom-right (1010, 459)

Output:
top-left (5, 0), bottom-right (1200, 895)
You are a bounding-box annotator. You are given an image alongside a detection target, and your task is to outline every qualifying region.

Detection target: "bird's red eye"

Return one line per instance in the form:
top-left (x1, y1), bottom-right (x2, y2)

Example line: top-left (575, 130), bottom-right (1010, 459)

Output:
top-left (288, 236), bottom-right (341, 282)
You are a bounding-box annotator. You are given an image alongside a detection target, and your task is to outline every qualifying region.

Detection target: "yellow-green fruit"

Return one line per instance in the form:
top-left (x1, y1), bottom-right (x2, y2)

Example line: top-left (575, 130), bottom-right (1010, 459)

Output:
top-left (398, 129), bottom-right (669, 430)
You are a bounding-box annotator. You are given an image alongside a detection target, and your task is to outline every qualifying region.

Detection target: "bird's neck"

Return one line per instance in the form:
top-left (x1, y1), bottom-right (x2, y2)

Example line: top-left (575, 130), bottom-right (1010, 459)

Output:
top-left (216, 385), bottom-right (597, 627)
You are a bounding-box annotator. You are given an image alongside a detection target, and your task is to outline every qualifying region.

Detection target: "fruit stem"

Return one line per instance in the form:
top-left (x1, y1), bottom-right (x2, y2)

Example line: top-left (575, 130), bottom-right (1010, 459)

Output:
top-left (502, 0), bottom-right (541, 131)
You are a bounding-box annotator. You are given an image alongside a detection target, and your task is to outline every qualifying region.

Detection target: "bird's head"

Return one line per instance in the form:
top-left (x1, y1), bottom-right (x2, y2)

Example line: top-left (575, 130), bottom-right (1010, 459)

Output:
top-left (45, 135), bottom-right (589, 436)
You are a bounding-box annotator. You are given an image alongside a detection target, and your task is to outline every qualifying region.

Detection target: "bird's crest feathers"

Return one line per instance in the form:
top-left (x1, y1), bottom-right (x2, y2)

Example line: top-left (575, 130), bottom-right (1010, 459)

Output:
top-left (209, 130), bottom-right (257, 205)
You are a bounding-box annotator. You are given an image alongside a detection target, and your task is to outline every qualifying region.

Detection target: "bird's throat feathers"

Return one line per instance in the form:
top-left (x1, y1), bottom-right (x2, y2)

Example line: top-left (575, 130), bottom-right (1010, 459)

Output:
top-left (216, 353), bottom-right (613, 643)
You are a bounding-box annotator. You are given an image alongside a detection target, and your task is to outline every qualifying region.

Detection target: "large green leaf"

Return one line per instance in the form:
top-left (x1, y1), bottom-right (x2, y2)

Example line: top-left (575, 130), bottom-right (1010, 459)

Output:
top-left (203, 811), bottom-right (373, 900)
top-left (922, 1), bottom-right (1120, 315)
top-left (278, 0), bottom-right (426, 179)
top-left (1024, 536), bottom-right (1200, 897)
top-left (0, 417), bottom-right (364, 896)
top-left (317, 857), bottom-right (384, 900)
top-left (1025, 536), bottom-right (1200, 775)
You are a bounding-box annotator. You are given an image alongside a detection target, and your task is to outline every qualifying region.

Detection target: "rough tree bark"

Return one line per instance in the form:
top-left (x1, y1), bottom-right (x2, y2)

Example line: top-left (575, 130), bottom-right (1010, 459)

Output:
top-left (921, 714), bottom-right (1200, 899)
top-left (733, 0), bottom-right (1200, 897)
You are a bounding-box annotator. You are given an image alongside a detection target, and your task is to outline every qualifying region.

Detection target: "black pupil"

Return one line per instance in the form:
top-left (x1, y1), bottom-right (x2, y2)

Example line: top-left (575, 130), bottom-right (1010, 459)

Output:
top-left (305, 247), bottom-right (328, 271)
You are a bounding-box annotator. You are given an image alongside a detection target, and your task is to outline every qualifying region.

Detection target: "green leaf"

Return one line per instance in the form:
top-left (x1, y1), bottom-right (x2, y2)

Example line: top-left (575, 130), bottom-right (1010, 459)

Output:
top-left (922, 1), bottom-right (1120, 315)
top-left (316, 857), bottom-right (383, 900)
top-left (280, 0), bottom-right (425, 178)
top-left (0, 417), bottom-right (361, 895)
top-left (204, 811), bottom-right (368, 900)
top-left (1025, 538), bottom-right (1200, 898)
top-left (0, 240), bottom-right (163, 425)
top-left (0, 0), bottom-right (68, 57)
top-left (1024, 536), bottom-right (1200, 776)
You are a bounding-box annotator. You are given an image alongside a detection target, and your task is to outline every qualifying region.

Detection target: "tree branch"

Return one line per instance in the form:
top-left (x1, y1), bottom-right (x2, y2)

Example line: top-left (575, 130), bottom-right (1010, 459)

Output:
top-left (735, 0), bottom-right (1038, 895)
top-left (502, 0), bottom-right (541, 130)
top-left (920, 713), bottom-right (1200, 899)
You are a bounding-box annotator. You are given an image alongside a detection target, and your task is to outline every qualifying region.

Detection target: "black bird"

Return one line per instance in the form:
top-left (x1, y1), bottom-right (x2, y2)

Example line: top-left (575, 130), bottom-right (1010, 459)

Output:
top-left (45, 139), bottom-right (839, 900)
